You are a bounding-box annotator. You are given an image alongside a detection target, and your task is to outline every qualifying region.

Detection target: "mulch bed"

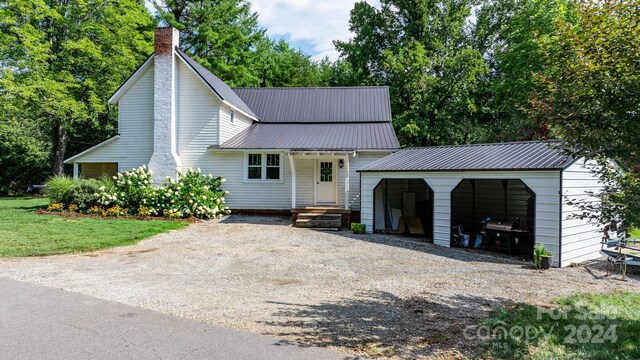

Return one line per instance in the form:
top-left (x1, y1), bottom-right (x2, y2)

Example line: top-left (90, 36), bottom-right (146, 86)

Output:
top-left (36, 209), bottom-right (200, 223)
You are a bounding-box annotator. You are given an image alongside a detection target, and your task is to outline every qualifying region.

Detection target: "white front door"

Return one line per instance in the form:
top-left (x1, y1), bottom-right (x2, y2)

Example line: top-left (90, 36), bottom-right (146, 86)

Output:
top-left (315, 160), bottom-right (337, 204)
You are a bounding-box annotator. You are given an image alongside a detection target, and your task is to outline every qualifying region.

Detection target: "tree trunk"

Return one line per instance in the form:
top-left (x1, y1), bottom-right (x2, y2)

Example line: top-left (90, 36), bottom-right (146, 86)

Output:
top-left (51, 122), bottom-right (68, 176)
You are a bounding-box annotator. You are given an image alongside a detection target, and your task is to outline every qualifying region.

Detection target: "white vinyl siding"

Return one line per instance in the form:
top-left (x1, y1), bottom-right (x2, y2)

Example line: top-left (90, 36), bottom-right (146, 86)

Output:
top-left (360, 170), bottom-right (562, 266)
top-left (220, 106), bottom-right (253, 144)
top-left (176, 59), bottom-right (221, 169)
top-left (560, 158), bottom-right (603, 267)
top-left (202, 151), bottom-right (292, 210)
top-left (202, 151), bottom-right (391, 210)
top-left (72, 66), bottom-right (154, 170)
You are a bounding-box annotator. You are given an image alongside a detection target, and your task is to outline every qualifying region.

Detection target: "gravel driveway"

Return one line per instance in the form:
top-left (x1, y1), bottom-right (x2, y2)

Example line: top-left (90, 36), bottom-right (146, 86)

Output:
top-left (0, 215), bottom-right (637, 358)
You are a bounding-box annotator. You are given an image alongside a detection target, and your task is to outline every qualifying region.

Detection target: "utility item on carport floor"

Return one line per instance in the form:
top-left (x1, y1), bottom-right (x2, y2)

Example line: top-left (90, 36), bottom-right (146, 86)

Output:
top-left (484, 221), bottom-right (531, 255)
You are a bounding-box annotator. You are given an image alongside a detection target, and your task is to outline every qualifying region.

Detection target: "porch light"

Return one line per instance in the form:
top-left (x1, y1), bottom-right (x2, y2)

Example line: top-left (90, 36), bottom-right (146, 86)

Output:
top-left (339, 159), bottom-right (344, 168)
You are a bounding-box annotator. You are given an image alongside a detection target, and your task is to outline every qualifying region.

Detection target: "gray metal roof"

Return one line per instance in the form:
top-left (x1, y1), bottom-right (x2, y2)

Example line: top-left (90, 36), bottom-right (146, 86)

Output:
top-left (232, 87), bottom-right (392, 123)
top-left (358, 141), bottom-right (574, 172)
top-left (176, 49), bottom-right (258, 119)
top-left (215, 123), bottom-right (399, 150)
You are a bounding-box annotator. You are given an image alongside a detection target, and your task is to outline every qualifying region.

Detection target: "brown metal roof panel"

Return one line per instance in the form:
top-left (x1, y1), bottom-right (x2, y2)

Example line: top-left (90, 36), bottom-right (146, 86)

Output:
top-left (358, 141), bottom-right (572, 172)
top-left (217, 123), bottom-right (400, 150)
top-left (232, 87), bottom-right (392, 123)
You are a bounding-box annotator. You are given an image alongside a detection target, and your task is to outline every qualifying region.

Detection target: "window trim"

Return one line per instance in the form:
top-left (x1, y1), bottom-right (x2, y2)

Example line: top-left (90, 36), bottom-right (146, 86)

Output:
top-left (230, 110), bottom-right (235, 124)
top-left (243, 152), bottom-right (284, 183)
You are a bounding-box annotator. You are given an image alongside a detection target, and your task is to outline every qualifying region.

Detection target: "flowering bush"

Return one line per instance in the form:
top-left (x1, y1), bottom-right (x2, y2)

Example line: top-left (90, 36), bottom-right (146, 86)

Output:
top-left (93, 166), bottom-right (229, 219)
top-left (103, 205), bottom-right (127, 217)
top-left (68, 204), bottom-right (79, 212)
top-left (47, 203), bottom-right (65, 212)
top-left (96, 165), bottom-right (155, 214)
top-left (87, 206), bottom-right (103, 214)
top-left (154, 168), bottom-right (229, 219)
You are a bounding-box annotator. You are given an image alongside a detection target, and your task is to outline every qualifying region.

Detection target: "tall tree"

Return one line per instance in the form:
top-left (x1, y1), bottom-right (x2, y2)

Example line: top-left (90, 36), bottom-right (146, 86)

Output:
top-left (472, 0), bottom-right (575, 142)
top-left (153, 0), bottom-right (264, 86)
top-left (531, 0), bottom-right (640, 226)
top-left (336, 0), bottom-right (489, 146)
top-left (0, 0), bottom-right (154, 176)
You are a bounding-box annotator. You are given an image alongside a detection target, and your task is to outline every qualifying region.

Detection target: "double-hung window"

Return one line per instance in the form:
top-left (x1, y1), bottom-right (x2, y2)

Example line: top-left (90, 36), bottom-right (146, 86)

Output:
top-left (246, 153), bottom-right (281, 181)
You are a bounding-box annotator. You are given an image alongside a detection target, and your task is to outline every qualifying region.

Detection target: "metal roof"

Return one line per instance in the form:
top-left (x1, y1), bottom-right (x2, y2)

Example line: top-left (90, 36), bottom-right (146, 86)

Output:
top-left (358, 141), bottom-right (574, 172)
top-left (176, 49), bottom-right (258, 119)
top-left (232, 87), bottom-right (392, 123)
top-left (214, 123), bottom-right (399, 150)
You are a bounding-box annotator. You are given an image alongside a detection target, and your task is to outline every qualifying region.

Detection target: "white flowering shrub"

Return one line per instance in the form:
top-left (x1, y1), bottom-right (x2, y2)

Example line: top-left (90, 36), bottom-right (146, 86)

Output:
top-left (96, 165), bottom-right (155, 214)
top-left (94, 166), bottom-right (229, 219)
top-left (155, 168), bottom-right (229, 219)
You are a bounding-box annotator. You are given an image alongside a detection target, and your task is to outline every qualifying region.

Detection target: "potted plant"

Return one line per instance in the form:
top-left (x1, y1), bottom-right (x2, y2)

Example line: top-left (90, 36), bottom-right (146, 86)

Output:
top-left (534, 244), bottom-right (554, 270)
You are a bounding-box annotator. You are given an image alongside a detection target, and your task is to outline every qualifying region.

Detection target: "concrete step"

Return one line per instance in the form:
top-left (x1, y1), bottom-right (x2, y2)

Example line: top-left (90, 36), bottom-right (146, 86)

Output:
top-left (295, 218), bottom-right (342, 229)
top-left (297, 213), bottom-right (342, 221)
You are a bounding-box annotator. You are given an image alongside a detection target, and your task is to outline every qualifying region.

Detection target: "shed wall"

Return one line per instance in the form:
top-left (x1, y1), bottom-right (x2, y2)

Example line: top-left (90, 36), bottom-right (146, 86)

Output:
top-left (560, 158), bottom-right (603, 266)
top-left (361, 170), bottom-right (562, 266)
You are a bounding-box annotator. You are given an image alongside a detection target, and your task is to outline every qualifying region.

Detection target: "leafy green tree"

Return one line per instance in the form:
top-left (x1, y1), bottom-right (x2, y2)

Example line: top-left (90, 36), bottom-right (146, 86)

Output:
top-left (531, 0), bottom-right (640, 227)
top-left (472, 0), bottom-right (576, 142)
top-left (336, 0), bottom-right (489, 146)
top-left (153, 0), bottom-right (264, 86)
top-left (254, 38), bottom-right (329, 87)
top-left (0, 0), bottom-right (154, 176)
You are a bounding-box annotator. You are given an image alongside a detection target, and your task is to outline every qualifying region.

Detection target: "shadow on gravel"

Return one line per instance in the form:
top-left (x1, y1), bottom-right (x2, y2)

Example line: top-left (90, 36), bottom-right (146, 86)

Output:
top-left (262, 291), bottom-right (513, 359)
top-left (334, 231), bottom-right (532, 266)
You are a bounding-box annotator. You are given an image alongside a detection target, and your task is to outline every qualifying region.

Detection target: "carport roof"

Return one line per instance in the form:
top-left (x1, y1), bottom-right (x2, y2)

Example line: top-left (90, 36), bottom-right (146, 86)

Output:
top-left (358, 141), bottom-right (575, 172)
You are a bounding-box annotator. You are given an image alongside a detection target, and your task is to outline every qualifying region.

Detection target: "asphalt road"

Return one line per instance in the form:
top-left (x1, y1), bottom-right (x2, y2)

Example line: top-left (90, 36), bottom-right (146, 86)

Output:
top-left (0, 278), bottom-right (350, 360)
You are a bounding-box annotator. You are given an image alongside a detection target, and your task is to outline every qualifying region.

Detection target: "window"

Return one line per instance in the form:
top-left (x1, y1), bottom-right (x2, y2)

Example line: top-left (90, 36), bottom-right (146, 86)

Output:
top-left (320, 161), bottom-right (333, 182)
top-left (248, 153), bottom-right (262, 179)
top-left (246, 153), bottom-right (281, 181)
top-left (230, 110), bottom-right (235, 123)
top-left (266, 154), bottom-right (280, 180)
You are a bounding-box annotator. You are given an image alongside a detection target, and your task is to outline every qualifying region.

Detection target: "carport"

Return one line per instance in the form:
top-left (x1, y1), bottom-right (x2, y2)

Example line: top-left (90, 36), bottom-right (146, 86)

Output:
top-left (358, 141), bottom-right (606, 268)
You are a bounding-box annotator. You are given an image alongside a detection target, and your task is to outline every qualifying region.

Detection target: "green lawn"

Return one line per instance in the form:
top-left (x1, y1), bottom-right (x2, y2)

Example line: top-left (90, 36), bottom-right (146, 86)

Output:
top-left (0, 197), bottom-right (188, 257)
top-left (483, 292), bottom-right (640, 359)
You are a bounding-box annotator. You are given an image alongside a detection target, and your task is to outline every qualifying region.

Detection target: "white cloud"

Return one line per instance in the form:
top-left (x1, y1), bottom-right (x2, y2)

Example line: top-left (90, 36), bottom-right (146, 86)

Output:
top-left (251, 0), bottom-right (378, 61)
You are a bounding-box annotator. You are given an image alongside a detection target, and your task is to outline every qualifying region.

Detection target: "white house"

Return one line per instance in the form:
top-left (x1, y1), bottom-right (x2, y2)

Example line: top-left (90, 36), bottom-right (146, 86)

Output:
top-left (357, 142), bottom-right (605, 267)
top-left (65, 27), bottom-right (607, 266)
top-left (64, 27), bottom-right (399, 226)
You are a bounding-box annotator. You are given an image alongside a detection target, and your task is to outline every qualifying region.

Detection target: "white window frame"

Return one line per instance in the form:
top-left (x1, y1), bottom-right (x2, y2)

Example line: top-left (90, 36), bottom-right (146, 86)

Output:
top-left (244, 152), bottom-right (284, 183)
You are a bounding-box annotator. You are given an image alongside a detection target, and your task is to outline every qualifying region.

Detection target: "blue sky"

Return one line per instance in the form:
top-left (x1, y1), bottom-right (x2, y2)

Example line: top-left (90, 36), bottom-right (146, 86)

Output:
top-left (250, 0), bottom-right (379, 61)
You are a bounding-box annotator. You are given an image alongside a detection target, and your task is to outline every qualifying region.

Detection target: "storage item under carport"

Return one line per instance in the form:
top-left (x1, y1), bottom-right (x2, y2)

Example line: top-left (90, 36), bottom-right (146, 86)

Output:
top-left (483, 221), bottom-right (531, 255)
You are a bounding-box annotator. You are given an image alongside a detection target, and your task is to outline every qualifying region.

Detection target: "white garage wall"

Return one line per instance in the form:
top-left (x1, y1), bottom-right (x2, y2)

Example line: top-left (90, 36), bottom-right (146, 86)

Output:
top-left (361, 170), bottom-right (562, 266)
top-left (561, 158), bottom-right (603, 267)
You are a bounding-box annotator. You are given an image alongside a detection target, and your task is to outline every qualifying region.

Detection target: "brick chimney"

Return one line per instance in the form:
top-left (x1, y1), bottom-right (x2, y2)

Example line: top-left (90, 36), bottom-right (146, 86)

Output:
top-left (148, 27), bottom-right (182, 184)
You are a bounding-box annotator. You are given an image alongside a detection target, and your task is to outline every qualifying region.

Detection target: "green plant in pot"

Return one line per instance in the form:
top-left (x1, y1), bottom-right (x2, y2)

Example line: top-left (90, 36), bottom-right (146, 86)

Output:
top-left (534, 244), bottom-right (554, 269)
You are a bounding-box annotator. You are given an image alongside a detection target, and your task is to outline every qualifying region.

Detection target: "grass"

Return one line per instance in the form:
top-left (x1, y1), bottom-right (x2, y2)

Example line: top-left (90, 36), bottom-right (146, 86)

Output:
top-left (0, 197), bottom-right (188, 257)
top-left (629, 228), bottom-right (640, 238)
top-left (483, 292), bottom-right (640, 359)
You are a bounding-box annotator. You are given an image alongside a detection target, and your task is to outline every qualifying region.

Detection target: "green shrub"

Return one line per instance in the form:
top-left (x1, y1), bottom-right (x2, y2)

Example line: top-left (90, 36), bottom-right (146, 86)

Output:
top-left (46, 176), bottom-right (75, 203)
top-left (94, 166), bottom-right (229, 219)
top-left (155, 168), bottom-right (230, 219)
top-left (351, 223), bottom-right (366, 234)
top-left (533, 243), bottom-right (553, 269)
top-left (67, 179), bottom-right (103, 211)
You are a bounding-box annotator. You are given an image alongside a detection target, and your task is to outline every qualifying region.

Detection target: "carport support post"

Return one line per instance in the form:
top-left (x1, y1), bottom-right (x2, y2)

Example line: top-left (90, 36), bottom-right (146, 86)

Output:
top-left (73, 163), bottom-right (79, 180)
top-left (288, 153), bottom-right (296, 209)
top-left (344, 155), bottom-right (350, 210)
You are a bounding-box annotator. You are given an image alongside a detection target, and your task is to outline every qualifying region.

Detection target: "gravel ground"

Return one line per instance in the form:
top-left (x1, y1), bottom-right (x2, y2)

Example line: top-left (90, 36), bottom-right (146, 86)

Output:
top-left (0, 215), bottom-right (638, 359)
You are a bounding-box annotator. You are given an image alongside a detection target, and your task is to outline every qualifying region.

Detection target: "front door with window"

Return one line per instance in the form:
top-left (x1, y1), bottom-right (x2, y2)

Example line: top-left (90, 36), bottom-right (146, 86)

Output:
top-left (316, 160), bottom-right (337, 204)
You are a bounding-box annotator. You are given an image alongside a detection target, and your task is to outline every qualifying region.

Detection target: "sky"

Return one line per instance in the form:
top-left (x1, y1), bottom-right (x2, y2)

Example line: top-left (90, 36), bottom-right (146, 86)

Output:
top-left (146, 0), bottom-right (377, 61)
top-left (250, 0), bottom-right (378, 61)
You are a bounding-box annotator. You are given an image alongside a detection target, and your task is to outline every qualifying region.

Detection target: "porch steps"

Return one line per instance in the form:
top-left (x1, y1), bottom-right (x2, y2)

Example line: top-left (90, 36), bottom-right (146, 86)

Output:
top-left (295, 213), bottom-right (342, 229)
